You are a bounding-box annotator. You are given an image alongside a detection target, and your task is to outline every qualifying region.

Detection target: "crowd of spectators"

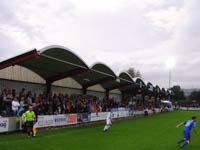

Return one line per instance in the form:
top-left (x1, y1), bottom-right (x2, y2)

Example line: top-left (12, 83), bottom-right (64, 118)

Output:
top-left (0, 88), bottom-right (120, 117)
top-left (0, 87), bottom-right (168, 117)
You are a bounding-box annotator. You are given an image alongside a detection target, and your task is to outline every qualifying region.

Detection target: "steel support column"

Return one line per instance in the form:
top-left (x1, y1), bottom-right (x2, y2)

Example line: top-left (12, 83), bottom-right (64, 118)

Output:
top-left (83, 87), bottom-right (87, 95)
top-left (106, 89), bottom-right (109, 99)
top-left (46, 81), bottom-right (52, 95)
top-left (122, 92), bottom-right (125, 103)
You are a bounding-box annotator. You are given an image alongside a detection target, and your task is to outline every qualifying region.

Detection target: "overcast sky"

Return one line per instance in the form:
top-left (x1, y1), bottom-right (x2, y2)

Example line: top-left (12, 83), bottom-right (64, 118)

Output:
top-left (0, 0), bottom-right (200, 89)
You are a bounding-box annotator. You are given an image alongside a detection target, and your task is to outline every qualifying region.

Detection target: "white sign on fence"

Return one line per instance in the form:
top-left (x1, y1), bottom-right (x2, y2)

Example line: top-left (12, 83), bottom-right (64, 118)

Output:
top-left (0, 117), bottom-right (9, 132)
top-left (54, 114), bottom-right (67, 126)
top-left (1, 108), bottom-right (167, 133)
top-left (180, 107), bottom-right (200, 111)
top-left (91, 112), bottom-right (108, 121)
top-left (36, 114), bottom-right (78, 128)
top-left (36, 115), bottom-right (54, 128)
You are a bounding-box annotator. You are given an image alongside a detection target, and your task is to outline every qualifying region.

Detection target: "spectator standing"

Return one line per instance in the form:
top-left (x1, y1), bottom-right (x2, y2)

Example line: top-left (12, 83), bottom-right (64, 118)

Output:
top-left (20, 96), bottom-right (25, 108)
top-left (38, 101), bottom-right (45, 115)
top-left (37, 94), bottom-right (43, 103)
top-left (66, 101), bottom-right (71, 113)
top-left (6, 90), bottom-right (13, 116)
top-left (48, 101), bottom-right (53, 115)
top-left (19, 88), bottom-right (25, 98)
top-left (56, 101), bottom-right (62, 114)
top-left (27, 91), bottom-right (33, 106)
top-left (12, 89), bottom-right (16, 98)
top-left (43, 101), bottom-right (49, 115)
top-left (12, 96), bottom-right (20, 116)
top-left (61, 100), bottom-right (67, 114)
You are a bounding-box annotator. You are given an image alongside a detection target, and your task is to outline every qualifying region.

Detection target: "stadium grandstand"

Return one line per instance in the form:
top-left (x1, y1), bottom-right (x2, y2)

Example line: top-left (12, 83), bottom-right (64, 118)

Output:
top-left (0, 45), bottom-right (171, 118)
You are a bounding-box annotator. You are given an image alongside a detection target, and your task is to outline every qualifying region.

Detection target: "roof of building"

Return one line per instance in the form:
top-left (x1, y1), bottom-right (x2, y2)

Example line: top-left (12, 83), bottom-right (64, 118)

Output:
top-left (0, 45), bottom-right (167, 95)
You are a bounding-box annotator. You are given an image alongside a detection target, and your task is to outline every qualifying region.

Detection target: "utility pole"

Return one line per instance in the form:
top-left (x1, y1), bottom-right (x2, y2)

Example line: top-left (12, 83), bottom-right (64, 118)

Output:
top-left (169, 68), bottom-right (171, 89)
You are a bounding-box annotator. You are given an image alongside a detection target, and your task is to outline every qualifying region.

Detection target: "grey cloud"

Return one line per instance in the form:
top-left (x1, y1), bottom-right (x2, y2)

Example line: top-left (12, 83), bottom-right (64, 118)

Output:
top-left (82, 8), bottom-right (170, 52)
top-left (0, 32), bottom-right (22, 61)
top-left (147, 0), bottom-right (184, 10)
top-left (0, 1), bottom-right (45, 41)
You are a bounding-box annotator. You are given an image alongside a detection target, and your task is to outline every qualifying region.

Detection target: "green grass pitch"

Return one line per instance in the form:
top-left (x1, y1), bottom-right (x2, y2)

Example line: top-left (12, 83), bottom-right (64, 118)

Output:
top-left (1, 111), bottom-right (200, 150)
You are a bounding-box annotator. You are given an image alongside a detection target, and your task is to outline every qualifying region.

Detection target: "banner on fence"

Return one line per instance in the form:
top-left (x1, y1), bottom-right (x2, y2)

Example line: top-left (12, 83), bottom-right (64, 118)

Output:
top-left (180, 107), bottom-right (200, 111)
top-left (36, 115), bottom-right (54, 128)
top-left (118, 107), bottom-right (126, 111)
top-left (36, 114), bottom-right (77, 128)
top-left (113, 111), bottom-right (130, 118)
top-left (155, 108), bottom-right (161, 113)
top-left (77, 113), bottom-right (90, 123)
top-left (148, 109), bottom-right (153, 114)
top-left (0, 117), bottom-right (9, 132)
top-left (54, 115), bottom-right (67, 126)
top-left (1, 108), bottom-right (165, 133)
top-left (8, 117), bottom-right (20, 131)
top-left (111, 108), bottom-right (118, 112)
top-left (134, 111), bottom-right (145, 115)
top-left (120, 111), bottom-right (130, 117)
top-left (66, 114), bottom-right (77, 124)
top-left (91, 112), bottom-right (108, 121)
top-left (128, 110), bottom-right (135, 117)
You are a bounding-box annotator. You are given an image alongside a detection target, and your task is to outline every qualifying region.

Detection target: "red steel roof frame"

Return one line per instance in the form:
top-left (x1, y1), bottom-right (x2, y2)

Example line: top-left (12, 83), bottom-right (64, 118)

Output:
top-left (0, 49), bottom-right (39, 70)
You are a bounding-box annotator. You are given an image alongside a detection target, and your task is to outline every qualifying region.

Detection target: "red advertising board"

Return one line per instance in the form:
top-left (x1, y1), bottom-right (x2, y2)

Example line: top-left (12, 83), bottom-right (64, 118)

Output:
top-left (67, 114), bottom-right (77, 124)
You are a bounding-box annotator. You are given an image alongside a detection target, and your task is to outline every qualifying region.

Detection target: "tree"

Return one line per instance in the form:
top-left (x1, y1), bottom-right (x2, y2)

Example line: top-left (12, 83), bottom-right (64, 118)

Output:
top-left (170, 85), bottom-right (185, 102)
top-left (127, 68), bottom-right (142, 78)
top-left (189, 91), bottom-right (200, 104)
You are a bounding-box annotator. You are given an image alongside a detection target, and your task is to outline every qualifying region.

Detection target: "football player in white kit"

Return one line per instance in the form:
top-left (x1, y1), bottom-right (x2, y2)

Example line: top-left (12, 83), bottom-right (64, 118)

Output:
top-left (104, 109), bottom-right (113, 131)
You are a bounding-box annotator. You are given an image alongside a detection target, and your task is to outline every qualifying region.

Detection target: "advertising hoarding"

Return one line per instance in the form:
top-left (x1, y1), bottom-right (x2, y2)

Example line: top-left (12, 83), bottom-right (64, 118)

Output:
top-left (0, 117), bottom-right (9, 132)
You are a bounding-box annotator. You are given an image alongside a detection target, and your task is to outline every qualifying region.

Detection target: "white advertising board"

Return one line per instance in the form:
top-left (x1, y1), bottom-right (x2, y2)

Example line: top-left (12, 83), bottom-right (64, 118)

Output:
top-left (36, 115), bottom-right (54, 128)
top-left (155, 108), bottom-right (161, 113)
top-left (180, 107), bottom-right (200, 111)
top-left (134, 111), bottom-right (144, 115)
top-left (113, 111), bottom-right (129, 118)
top-left (0, 117), bottom-right (9, 133)
top-left (54, 114), bottom-right (67, 126)
top-left (91, 112), bottom-right (108, 121)
top-left (91, 111), bottom-right (131, 122)
top-left (36, 114), bottom-right (78, 128)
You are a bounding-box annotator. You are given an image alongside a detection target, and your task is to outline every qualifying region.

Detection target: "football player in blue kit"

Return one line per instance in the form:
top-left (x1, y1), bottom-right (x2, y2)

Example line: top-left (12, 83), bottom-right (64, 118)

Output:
top-left (176, 116), bottom-right (199, 148)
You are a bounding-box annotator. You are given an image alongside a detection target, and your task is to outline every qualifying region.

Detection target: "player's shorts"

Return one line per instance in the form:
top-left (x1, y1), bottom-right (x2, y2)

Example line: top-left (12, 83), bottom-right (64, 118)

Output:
top-left (183, 130), bottom-right (191, 139)
top-left (106, 119), bottom-right (111, 125)
top-left (26, 121), bottom-right (33, 128)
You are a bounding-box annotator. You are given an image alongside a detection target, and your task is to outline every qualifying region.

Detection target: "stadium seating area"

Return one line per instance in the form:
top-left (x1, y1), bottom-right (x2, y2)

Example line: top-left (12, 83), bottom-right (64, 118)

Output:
top-left (0, 88), bottom-right (125, 117)
top-left (0, 46), bottom-right (171, 117)
top-left (0, 87), bottom-right (168, 117)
